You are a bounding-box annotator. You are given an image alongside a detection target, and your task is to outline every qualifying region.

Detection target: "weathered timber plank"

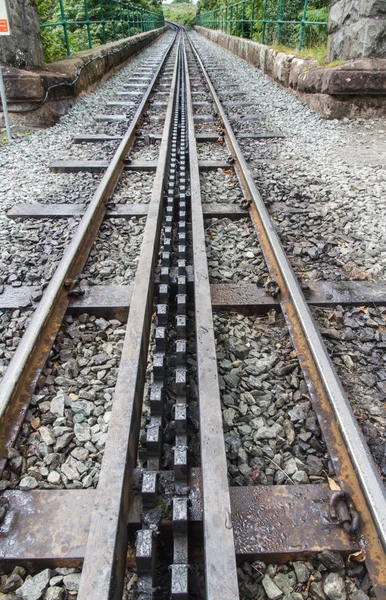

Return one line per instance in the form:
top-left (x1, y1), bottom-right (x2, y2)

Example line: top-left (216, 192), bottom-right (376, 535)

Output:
top-left (0, 479), bottom-right (357, 564)
top-left (1, 281), bottom-right (386, 313)
top-left (49, 160), bottom-right (232, 173)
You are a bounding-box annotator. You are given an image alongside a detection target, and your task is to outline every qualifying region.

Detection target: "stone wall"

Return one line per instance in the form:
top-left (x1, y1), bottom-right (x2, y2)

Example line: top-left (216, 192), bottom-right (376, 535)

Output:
top-left (0, 0), bottom-right (44, 68)
top-left (1, 27), bottom-right (167, 128)
top-left (328, 0), bottom-right (386, 60)
top-left (195, 26), bottom-right (386, 119)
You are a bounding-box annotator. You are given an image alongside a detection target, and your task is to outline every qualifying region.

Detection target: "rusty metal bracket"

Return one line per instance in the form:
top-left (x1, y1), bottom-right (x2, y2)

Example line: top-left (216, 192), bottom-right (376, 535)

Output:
top-left (329, 490), bottom-right (360, 537)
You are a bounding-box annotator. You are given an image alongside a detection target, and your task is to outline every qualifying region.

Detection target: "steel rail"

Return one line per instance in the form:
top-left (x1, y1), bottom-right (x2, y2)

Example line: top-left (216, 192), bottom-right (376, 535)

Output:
top-left (187, 33), bottom-right (386, 596)
top-left (0, 34), bottom-right (176, 474)
top-left (77, 34), bottom-right (181, 600)
top-left (183, 35), bottom-right (239, 600)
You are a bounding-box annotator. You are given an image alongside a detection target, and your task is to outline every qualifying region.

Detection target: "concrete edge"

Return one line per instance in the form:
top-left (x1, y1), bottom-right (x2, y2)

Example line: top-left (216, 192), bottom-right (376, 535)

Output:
top-left (194, 26), bottom-right (386, 119)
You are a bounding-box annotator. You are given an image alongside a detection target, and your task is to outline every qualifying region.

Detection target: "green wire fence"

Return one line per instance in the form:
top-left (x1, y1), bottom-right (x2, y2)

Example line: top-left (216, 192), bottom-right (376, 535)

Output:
top-left (197, 0), bottom-right (328, 50)
top-left (40, 0), bottom-right (164, 58)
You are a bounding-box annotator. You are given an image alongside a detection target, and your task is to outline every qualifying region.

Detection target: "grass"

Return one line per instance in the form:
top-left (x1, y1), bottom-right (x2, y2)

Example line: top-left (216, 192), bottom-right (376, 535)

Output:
top-left (269, 43), bottom-right (346, 68)
top-left (270, 43), bottom-right (327, 65)
top-left (0, 129), bottom-right (33, 146)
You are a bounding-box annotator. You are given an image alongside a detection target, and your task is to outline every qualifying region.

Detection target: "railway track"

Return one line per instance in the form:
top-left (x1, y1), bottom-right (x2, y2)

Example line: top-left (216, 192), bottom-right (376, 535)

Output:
top-left (0, 25), bottom-right (385, 600)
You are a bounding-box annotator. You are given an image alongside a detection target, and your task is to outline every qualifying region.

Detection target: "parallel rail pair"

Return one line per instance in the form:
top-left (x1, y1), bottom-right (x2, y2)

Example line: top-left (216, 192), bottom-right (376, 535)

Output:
top-left (0, 25), bottom-right (385, 600)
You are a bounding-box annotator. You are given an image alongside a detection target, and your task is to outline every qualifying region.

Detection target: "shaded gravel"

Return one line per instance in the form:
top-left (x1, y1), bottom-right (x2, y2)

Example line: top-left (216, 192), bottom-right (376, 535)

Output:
top-left (200, 170), bottom-right (243, 204)
top-left (0, 218), bottom-right (79, 288)
top-left (114, 172), bottom-right (155, 204)
top-left (197, 141), bottom-right (229, 160)
top-left (0, 566), bottom-right (82, 599)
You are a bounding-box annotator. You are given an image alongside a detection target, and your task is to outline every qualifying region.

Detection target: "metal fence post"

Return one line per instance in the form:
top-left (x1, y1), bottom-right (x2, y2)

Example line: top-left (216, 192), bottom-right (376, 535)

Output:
top-left (83, 0), bottom-right (92, 48)
top-left (110, 0), bottom-right (116, 40)
top-left (126, 4), bottom-right (130, 37)
top-left (100, 0), bottom-right (106, 43)
top-left (59, 0), bottom-right (71, 56)
top-left (299, 0), bottom-right (309, 49)
top-left (262, 0), bottom-right (267, 43)
top-left (250, 0), bottom-right (254, 39)
top-left (277, 0), bottom-right (283, 43)
top-left (119, 1), bottom-right (124, 37)
top-left (0, 67), bottom-right (11, 142)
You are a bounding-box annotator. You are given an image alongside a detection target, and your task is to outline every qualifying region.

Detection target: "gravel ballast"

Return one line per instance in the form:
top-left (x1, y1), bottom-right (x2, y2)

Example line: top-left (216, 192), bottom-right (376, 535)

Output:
top-left (215, 311), bottom-right (329, 486)
top-left (206, 218), bottom-right (268, 284)
top-left (80, 217), bottom-right (145, 285)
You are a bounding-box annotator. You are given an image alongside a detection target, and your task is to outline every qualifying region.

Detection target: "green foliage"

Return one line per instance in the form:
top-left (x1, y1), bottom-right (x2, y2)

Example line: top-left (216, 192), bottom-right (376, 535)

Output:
top-left (300, 6), bottom-right (328, 48)
top-left (198, 0), bottom-right (328, 48)
top-left (38, 0), bottom-right (163, 62)
top-left (163, 2), bottom-right (196, 26)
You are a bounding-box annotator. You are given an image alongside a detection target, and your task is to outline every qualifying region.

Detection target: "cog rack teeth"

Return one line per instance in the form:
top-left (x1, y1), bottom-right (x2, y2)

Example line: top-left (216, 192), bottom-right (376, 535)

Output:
top-left (156, 303), bottom-right (168, 325)
top-left (155, 327), bottom-right (166, 351)
top-left (171, 564), bottom-right (189, 600)
top-left (136, 529), bottom-right (155, 577)
top-left (175, 366), bottom-right (187, 394)
top-left (176, 339), bottom-right (187, 365)
top-left (158, 284), bottom-right (169, 303)
top-left (176, 294), bottom-right (187, 315)
top-left (142, 471), bottom-right (157, 508)
top-left (150, 383), bottom-right (164, 414)
top-left (175, 403), bottom-right (187, 434)
top-left (153, 353), bottom-right (165, 380)
top-left (176, 315), bottom-right (187, 338)
top-left (146, 418), bottom-right (162, 458)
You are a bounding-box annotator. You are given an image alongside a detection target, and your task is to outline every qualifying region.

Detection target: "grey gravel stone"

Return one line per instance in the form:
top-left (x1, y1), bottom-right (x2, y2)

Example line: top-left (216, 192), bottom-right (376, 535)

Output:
top-left (323, 573), bottom-right (347, 600)
top-left (62, 573), bottom-right (81, 591)
top-left (50, 395), bottom-right (65, 417)
top-left (19, 476), bottom-right (38, 490)
top-left (318, 551), bottom-right (345, 572)
top-left (16, 569), bottom-right (51, 600)
top-left (44, 587), bottom-right (64, 600)
top-left (310, 581), bottom-right (327, 600)
top-left (350, 590), bottom-right (369, 600)
top-left (262, 575), bottom-right (283, 600)
top-left (1, 573), bottom-right (23, 593)
top-left (293, 561), bottom-right (311, 583)
top-left (273, 573), bottom-right (294, 594)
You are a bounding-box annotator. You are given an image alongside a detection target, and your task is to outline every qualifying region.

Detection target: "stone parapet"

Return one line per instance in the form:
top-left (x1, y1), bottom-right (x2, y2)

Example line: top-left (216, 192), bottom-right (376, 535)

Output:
top-left (1, 27), bottom-right (166, 128)
top-left (195, 26), bottom-right (386, 119)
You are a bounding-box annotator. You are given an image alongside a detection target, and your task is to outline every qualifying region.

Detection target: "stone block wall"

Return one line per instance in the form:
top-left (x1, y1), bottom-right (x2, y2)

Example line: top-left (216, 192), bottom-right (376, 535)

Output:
top-left (328, 0), bottom-right (386, 60)
top-left (0, 0), bottom-right (44, 68)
